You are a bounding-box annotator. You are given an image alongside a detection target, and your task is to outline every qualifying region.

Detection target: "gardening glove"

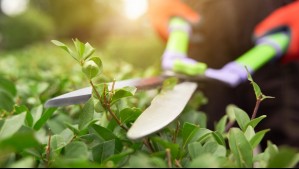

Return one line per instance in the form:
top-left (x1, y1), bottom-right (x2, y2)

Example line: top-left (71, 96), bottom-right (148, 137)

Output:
top-left (254, 1), bottom-right (299, 63)
top-left (204, 61), bottom-right (251, 88)
top-left (148, 0), bottom-right (199, 40)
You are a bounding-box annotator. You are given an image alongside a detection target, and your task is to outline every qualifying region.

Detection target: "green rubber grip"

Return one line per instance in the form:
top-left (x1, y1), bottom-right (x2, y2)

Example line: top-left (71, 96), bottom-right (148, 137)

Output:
top-left (165, 17), bottom-right (208, 76)
top-left (236, 32), bottom-right (290, 71)
top-left (166, 17), bottom-right (190, 54)
top-left (173, 60), bottom-right (207, 76)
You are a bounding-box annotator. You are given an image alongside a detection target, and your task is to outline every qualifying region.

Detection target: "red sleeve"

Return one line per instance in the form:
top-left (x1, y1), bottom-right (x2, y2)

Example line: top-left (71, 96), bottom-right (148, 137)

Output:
top-left (254, 1), bottom-right (299, 63)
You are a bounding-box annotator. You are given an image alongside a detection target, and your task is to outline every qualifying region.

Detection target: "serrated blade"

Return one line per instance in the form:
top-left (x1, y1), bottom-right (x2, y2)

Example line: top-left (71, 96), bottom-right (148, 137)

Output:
top-left (127, 81), bottom-right (198, 140)
top-left (45, 76), bottom-right (165, 108)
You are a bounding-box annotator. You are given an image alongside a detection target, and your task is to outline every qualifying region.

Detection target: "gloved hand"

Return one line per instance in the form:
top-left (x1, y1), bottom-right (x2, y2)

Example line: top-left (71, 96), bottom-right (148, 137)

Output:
top-left (148, 0), bottom-right (199, 40)
top-left (204, 62), bottom-right (252, 87)
top-left (254, 1), bottom-right (299, 63)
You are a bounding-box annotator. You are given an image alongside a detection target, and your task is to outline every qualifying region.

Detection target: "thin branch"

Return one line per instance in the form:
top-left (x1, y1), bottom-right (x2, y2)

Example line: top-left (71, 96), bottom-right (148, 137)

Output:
top-left (46, 133), bottom-right (52, 168)
top-left (143, 138), bottom-right (155, 153)
top-left (90, 80), bottom-right (127, 131)
top-left (175, 159), bottom-right (183, 168)
top-left (89, 80), bottom-right (102, 101)
top-left (172, 121), bottom-right (180, 143)
top-left (106, 105), bottom-right (128, 131)
top-left (251, 97), bottom-right (262, 120)
top-left (225, 121), bottom-right (235, 132)
top-left (166, 148), bottom-right (172, 168)
top-left (111, 79), bottom-right (116, 95)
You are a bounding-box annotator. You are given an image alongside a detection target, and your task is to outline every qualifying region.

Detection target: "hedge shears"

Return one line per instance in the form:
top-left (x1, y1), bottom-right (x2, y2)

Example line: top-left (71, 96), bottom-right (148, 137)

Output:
top-left (45, 17), bottom-right (289, 140)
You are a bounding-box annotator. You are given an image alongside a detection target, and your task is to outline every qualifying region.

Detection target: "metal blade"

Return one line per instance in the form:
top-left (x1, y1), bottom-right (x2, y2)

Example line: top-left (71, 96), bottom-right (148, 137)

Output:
top-left (45, 76), bottom-right (165, 108)
top-left (127, 81), bottom-right (198, 140)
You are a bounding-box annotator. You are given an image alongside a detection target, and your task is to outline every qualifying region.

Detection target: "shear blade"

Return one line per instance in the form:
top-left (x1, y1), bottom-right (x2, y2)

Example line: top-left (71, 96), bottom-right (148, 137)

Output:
top-left (45, 76), bottom-right (165, 108)
top-left (127, 81), bottom-right (198, 140)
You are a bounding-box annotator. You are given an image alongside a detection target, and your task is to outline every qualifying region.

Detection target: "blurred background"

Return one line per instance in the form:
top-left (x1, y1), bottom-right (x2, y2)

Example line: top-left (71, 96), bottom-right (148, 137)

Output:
top-left (0, 0), bottom-right (165, 110)
top-left (0, 0), bottom-right (164, 71)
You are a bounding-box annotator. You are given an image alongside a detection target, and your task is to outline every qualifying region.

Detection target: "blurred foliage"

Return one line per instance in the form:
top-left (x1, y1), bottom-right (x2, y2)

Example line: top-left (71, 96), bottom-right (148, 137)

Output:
top-left (0, 8), bottom-right (54, 50)
top-left (30, 0), bottom-right (120, 41)
top-left (101, 33), bottom-right (164, 69)
top-left (0, 0), bottom-right (154, 50)
top-left (0, 33), bottom-right (162, 109)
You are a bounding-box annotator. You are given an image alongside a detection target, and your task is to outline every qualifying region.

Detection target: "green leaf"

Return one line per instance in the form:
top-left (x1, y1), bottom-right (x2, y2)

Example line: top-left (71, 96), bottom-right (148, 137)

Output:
top-left (244, 125), bottom-right (255, 141)
top-left (188, 154), bottom-right (219, 168)
top-left (73, 38), bottom-right (85, 60)
top-left (212, 131), bottom-right (226, 146)
top-left (194, 128), bottom-right (213, 143)
top-left (249, 129), bottom-right (270, 149)
top-left (245, 115), bottom-right (266, 129)
top-left (120, 107), bottom-right (141, 124)
top-left (64, 141), bottom-right (89, 160)
top-left (0, 76), bottom-right (16, 97)
top-left (60, 128), bottom-right (74, 144)
top-left (265, 141), bottom-right (279, 156)
top-left (203, 141), bottom-right (226, 157)
top-left (25, 111), bottom-right (34, 128)
top-left (52, 159), bottom-right (102, 168)
top-left (111, 86), bottom-right (137, 105)
top-left (51, 40), bottom-right (78, 62)
top-left (267, 147), bottom-right (299, 168)
top-left (8, 157), bottom-right (35, 168)
top-left (92, 140), bottom-right (119, 163)
top-left (246, 67), bottom-right (262, 99)
top-left (51, 134), bottom-right (67, 152)
top-left (65, 123), bottom-right (80, 135)
top-left (253, 141), bottom-right (279, 167)
top-left (14, 105), bottom-right (28, 114)
top-left (161, 77), bottom-right (178, 92)
top-left (36, 82), bottom-right (49, 94)
top-left (251, 81), bottom-right (262, 99)
top-left (215, 115), bottom-right (228, 133)
top-left (152, 137), bottom-right (180, 159)
top-left (261, 94), bottom-right (275, 101)
top-left (226, 104), bottom-right (236, 123)
top-left (31, 105), bottom-right (43, 126)
top-left (187, 91), bottom-right (208, 109)
top-left (83, 42), bottom-right (95, 60)
top-left (127, 153), bottom-right (167, 168)
top-left (197, 112), bottom-right (207, 128)
top-left (0, 90), bottom-right (14, 112)
top-left (72, 39), bottom-right (96, 61)
top-left (94, 100), bottom-right (105, 113)
top-left (89, 56), bottom-right (102, 72)
top-left (228, 128), bottom-right (253, 168)
top-left (233, 106), bottom-right (250, 131)
top-left (34, 107), bottom-right (57, 130)
top-left (0, 112), bottom-right (26, 140)
top-left (104, 148), bottom-right (134, 165)
top-left (79, 98), bottom-right (94, 130)
top-left (188, 142), bottom-right (203, 159)
top-left (180, 110), bottom-right (207, 128)
top-left (14, 105), bottom-right (33, 127)
top-left (90, 124), bottom-right (117, 141)
top-left (246, 67), bottom-right (274, 101)
top-left (0, 131), bottom-right (40, 152)
top-left (82, 60), bottom-right (100, 80)
top-left (182, 122), bottom-right (199, 148)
